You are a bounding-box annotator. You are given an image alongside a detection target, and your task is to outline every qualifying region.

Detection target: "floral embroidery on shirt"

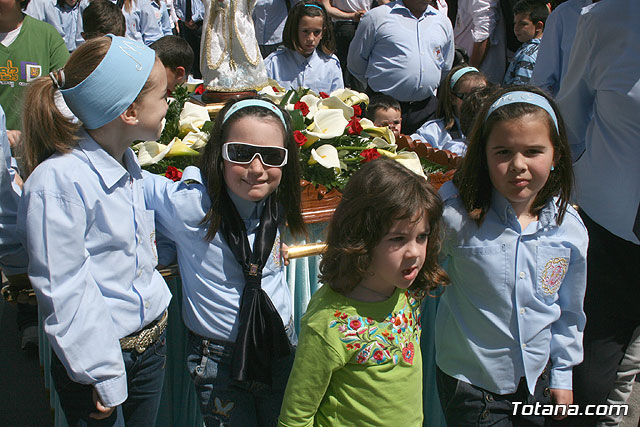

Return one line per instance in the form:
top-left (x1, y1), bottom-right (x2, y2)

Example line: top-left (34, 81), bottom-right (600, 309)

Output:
top-left (329, 291), bottom-right (422, 365)
top-left (270, 233), bottom-right (281, 268)
top-left (540, 257), bottom-right (568, 295)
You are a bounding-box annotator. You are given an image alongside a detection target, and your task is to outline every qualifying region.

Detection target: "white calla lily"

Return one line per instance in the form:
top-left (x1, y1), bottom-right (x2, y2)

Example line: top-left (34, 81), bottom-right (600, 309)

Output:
top-left (306, 109), bottom-right (348, 139)
top-left (178, 102), bottom-right (210, 134)
top-left (368, 136), bottom-right (397, 152)
top-left (181, 131), bottom-right (209, 150)
top-left (392, 151), bottom-right (427, 179)
top-left (329, 88), bottom-right (369, 106)
top-left (317, 96), bottom-right (354, 120)
top-left (299, 93), bottom-right (320, 118)
top-left (134, 138), bottom-right (176, 166)
top-left (360, 118), bottom-right (396, 145)
top-left (258, 82), bottom-right (286, 103)
top-left (310, 144), bottom-right (341, 171)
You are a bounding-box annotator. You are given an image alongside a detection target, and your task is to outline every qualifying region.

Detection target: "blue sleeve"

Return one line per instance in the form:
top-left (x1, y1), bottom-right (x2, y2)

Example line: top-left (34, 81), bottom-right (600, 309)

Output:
top-left (347, 11), bottom-right (376, 86)
top-left (139, 0), bottom-right (164, 45)
top-left (0, 107), bottom-right (27, 275)
top-left (142, 170), bottom-right (180, 242)
top-left (329, 56), bottom-right (344, 93)
top-left (160, 2), bottom-right (173, 35)
top-left (531, 9), bottom-right (562, 96)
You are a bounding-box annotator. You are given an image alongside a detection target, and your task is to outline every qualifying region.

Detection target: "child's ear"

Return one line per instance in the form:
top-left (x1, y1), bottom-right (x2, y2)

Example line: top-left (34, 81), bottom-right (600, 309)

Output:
top-left (121, 103), bottom-right (139, 126)
top-left (535, 21), bottom-right (544, 34)
top-left (175, 66), bottom-right (186, 83)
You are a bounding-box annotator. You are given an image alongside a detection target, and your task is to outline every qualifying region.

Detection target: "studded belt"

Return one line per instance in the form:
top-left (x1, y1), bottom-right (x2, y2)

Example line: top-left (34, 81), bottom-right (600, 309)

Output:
top-left (120, 310), bottom-right (168, 353)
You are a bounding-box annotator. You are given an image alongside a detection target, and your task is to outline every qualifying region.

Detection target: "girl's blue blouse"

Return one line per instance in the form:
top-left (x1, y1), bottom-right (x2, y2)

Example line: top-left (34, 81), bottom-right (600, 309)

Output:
top-left (17, 130), bottom-right (171, 408)
top-left (142, 167), bottom-right (293, 342)
top-left (435, 181), bottom-right (588, 396)
top-left (411, 118), bottom-right (467, 156)
top-left (264, 47), bottom-right (344, 94)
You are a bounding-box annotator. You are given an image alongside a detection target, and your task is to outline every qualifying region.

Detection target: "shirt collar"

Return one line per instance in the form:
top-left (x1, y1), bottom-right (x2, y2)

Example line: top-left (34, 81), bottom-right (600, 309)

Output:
top-left (290, 48), bottom-right (319, 68)
top-left (77, 129), bottom-right (141, 189)
top-left (227, 188), bottom-right (265, 220)
top-left (393, 1), bottom-right (437, 18)
top-left (491, 190), bottom-right (558, 228)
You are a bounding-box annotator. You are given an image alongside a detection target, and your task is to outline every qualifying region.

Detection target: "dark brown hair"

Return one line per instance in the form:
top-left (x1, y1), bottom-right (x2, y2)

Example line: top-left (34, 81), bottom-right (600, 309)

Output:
top-left (199, 96), bottom-right (305, 241)
top-left (453, 85), bottom-right (573, 225)
top-left (437, 64), bottom-right (488, 132)
top-left (21, 37), bottom-right (158, 176)
top-left (282, 0), bottom-right (335, 56)
top-left (82, 0), bottom-right (126, 39)
top-left (319, 157), bottom-right (449, 295)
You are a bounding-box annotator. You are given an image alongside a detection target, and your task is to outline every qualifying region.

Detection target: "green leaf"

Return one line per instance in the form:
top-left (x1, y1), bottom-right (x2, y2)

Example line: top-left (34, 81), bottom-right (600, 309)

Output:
top-left (289, 109), bottom-right (305, 131)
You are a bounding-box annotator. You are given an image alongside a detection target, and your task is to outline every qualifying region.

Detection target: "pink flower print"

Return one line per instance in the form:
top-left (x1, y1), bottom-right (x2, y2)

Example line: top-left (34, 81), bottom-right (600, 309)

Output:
top-left (338, 324), bottom-right (346, 333)
top-left (402, 342), bottom-right (415, 364)
top-left (349, 319), bottom-right (362, 330)
top-left (356, 348), bottom-right (370, 364)
top-left (372, 349), bottom-right (385, 363)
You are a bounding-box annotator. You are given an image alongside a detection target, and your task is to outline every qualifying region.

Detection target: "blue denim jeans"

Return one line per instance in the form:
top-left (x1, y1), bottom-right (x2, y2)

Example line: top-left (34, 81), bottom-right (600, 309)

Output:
top-left (51, 329), bottom-right (167, 427)
top-left (187, 324), bottom-right (297, 427)
top-left (436, 365), bottom-right (553, 427)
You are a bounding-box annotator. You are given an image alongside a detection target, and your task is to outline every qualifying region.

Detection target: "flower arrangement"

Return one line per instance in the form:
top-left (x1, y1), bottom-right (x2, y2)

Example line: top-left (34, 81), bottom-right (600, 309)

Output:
top-left (259, 84), bottom-right (447, 191)
top-left (132, 85), bottom-right (212, 179)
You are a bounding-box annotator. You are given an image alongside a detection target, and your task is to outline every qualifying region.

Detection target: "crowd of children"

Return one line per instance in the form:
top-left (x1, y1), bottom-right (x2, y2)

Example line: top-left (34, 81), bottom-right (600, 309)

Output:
top-left (1, 0), bottom-right (639, 426)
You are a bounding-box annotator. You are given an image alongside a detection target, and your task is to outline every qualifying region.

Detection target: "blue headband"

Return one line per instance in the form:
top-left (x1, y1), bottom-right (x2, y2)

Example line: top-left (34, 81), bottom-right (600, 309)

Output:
top-left (450, 66), bottom-right (479, 89)
top-left (60, 35), bottom-right (156, 129)
top-left (484, 91), bottom-right (559, 133)
top-left (222, 99), bottom-right (287, 129)
top-left (304, 4), bottom-right (323, 10)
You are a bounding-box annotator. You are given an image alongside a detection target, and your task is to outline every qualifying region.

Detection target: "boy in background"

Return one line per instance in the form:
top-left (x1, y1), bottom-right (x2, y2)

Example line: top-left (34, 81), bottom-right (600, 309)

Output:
top-left (365, 95), bottom-right (402, 139)
top-left (80, 0), bottom-right (126, 39)
top-left (503, 0), bottom-right (548, 85)
top-left (150, 35), bottom-right (194, 94)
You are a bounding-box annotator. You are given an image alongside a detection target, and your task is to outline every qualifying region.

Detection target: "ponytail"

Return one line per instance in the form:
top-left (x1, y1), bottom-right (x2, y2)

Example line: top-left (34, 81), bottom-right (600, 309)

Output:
top-left (21, 78), bottom-right (80, 177)
top-left (20, 37), bottom-right (111, 176)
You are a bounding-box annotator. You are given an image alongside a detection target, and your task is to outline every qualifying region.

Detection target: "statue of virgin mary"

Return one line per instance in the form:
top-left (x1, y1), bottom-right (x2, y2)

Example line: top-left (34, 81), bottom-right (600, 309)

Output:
top-left (201, 0), bottom-right (269, 94)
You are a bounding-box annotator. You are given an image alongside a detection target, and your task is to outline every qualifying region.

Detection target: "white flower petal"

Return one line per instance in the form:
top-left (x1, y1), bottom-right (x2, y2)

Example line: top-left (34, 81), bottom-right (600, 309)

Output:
top-left (392, 152), bottom-right (427, 179)
top-left (311, 144), bottom-right (342, 170)
top-left (182, 131), bottom-right (209, 150)
top-left (329, 88), bottom-right (369, 106)
top-left (317, 96), bottom-right (354, 120)
top-left (134, 138), bottom-right (176, 166)
top-left (306, 109), bottom-right (348, 139)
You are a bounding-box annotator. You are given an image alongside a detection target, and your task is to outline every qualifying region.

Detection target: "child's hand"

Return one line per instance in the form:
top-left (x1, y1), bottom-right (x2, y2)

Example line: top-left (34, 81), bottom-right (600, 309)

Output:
top-left (282, 243), bottom-right (290, 266)
top-left (549, 388), bottom-right (573, 420)
top-left (90, 388), bottom-right (115, 420)
top-left (7, 130), bottom-right (21, 148)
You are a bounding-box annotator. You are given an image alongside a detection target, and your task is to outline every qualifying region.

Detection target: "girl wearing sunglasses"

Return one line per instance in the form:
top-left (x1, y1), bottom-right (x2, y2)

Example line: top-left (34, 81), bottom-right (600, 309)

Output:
top-left (411, 65), bottom-right (488, 156)
top-left (143, 96), bottom-right (305, 426)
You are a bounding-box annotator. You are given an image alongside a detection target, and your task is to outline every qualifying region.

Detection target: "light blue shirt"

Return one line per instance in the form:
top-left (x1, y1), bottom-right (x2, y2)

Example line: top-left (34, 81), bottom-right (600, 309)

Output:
top-left (556, 0), bottom-right (640, 245)
top-left (17, 130), bottom-right (172, 407)
top-left (435, 182), bottom-right (588, 394)
top-left (530, 0), bottom-right (593, 97)
top-left (265, 47), bottom-right (344, 95)
top-left (172, 0), bottom-right (204, 22)
top-left (411, 118), bottom-right (467, 156)
top-left (253, 0), bottom-right (291, 46)
top-left (151, 0), bottom-right (173, 36)
top-left (108, 0), bottom-right (163, 45)
top-left (347, 2), bottom-right (454, 102)
top-left (26, 0), bottom-right (84, 51)
top-left (0, 106), bottom-right (26, 276)
top-left (142, 167), bottom-right (293, 341)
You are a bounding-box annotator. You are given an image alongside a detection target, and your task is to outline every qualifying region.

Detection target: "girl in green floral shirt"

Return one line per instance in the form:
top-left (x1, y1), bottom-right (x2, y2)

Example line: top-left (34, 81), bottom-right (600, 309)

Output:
top-left (279, 157), bottom-right (449, 426)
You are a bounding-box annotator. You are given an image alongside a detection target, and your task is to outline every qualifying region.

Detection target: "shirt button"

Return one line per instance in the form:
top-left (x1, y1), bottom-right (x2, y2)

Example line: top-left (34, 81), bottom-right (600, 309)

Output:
top-left (144, 301), bottom-right (150, 309)
top-left (522, 343), bottom-right (527, 349)
top-left (520, 308), bottom-right (525, 315)
top-left (519, 272), bottom-right (526, 279)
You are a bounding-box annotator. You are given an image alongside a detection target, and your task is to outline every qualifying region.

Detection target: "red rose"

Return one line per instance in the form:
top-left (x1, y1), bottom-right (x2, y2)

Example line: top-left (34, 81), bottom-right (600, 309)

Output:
top-left (194, 84), bottom-right (205, 95)
top-left (352, 105), bottom-right (362, 117)
top-left (165, 166), bottom-right (183, 182)
top-left (360, 148), bottom-right (381, 163)
top-left (294, 101), bottom-right (310, 116)
top-left (293, 130), bottom-right (307, 146)
top-left (347, 116), bottom-right (363, 135)
top-left (272, 86), bottom-right (279, 92)
top-left (319, 91), bottom-right (329, 99)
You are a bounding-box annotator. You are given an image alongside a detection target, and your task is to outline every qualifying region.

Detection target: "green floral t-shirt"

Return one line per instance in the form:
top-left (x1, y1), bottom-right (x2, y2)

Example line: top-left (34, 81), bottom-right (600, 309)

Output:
top-left (279, 285), bottom-right (425, 427)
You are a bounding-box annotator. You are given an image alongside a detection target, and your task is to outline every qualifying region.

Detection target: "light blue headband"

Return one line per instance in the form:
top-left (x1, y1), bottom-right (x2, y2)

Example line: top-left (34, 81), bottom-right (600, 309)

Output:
top-left (484, 91), bottom-right (559, 133)
top-left (304, 4), bottom-right (323, 10)
top-left (60, 35), bottom-right (156, 129)
top-left (450, 66), bottom-right (479, 89)
top-left (222, 99), bottom-right (287, 129)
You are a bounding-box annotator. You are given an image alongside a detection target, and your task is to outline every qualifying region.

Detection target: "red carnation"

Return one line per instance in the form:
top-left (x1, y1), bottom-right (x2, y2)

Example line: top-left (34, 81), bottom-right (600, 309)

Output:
top-left (293, 130), bottom-right (307, 146)
top-left (319, 92), bottom-right (329, 99)
top-left (347, 116), bottom-right (363, 135)
top-left (360, 148), bottom-right (381, 163)
top-left (194, 84), bottom-right (205, 95)
top-left (165, 166), bottom-right (183, 182)
top-left (294, 101), bottom-right (310, 116)
top-left (352, 105), bottom-right (362, 117)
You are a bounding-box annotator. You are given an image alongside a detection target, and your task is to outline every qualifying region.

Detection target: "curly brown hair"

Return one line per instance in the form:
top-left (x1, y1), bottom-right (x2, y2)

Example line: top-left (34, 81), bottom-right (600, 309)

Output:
top-left (319, 157), bottom-right (449, 295)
